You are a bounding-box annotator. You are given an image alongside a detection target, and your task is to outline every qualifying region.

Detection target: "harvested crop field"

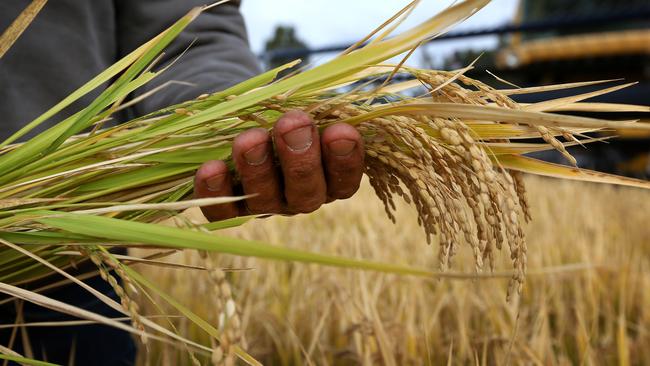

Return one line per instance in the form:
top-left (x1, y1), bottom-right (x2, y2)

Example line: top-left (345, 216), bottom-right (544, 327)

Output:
top-left (137, 176), bottom-right (650, 365)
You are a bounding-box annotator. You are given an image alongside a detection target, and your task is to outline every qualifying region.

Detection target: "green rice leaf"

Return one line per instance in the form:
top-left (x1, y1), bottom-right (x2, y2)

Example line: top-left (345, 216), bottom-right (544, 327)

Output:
top-left (138, 146), bottom-right (231, 164)
top-left (47, 8), bottom-right (203, 151)
top-left (0, 354), bottom-right (59, 366)
top-left (37, 213), bottom-right (436, 278)
top-left (0, 7), bottom-right (203, 176)
top-left (202, 215), bottom-right (259, 231)
top-left (75, 163), bottom-right (196, 193)
top-left (140, 0), bottom-right (491, 136)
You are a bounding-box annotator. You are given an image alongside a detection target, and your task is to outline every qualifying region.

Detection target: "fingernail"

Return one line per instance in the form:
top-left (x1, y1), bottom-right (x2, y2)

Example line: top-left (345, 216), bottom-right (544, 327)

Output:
top-left (205, 173), bottom-right (226, 192)
top-left (244, 143), bottom-right (269, 166)
top-left (282, 126), bottom-right (313, 152)
top-left (328, 139), bottom-right (357, 157)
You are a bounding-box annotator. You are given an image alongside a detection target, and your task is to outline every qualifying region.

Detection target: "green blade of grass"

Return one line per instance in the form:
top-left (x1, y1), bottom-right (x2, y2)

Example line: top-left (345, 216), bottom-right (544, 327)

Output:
top-left (37, 213), bottom-right (435, 278)
top-left (201, 215), bottom-right (259, 231)
top-left (140, 0), bottom-right (491, 137)
top-left (0, 26), bottom-right (156, 148)
top-left (0, 231), bottom-right (100, 245)
top-left (138, 146), bottom-right (231, 164)
top-left (0, 354), bottom-right (59, 366)
top-left (75, 163), bottom-right (196, 193)
top-left (0, 7), bottom-right (202, 177)
top-left (46, 8), bottom-right (202, 152)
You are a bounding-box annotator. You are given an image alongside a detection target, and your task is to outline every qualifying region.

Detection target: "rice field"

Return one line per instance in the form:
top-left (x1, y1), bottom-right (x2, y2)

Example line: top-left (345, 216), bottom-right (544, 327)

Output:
top-left (136, 175), bottom-right (650, 365)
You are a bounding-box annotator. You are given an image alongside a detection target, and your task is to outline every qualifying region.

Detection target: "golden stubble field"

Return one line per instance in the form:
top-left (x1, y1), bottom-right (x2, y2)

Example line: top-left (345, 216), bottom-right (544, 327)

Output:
top-left (137, 176), bottom-right (650, 365)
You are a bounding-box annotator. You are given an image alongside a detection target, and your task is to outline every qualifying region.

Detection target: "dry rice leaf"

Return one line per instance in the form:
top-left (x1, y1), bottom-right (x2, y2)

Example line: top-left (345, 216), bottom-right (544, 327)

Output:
top-left (72, 196), bottom-right (253, 215)
top-left (499, 79), bottom-right (622, 95)
top-left (0, 0), bottom-right (48, 59)
top-left (518, 102), bottom-right (650, 113)
top-left (342, 102), bottom-right (649, 130)
top-left (0, 198), bottom-right (62, 210)
top-left (497, 154), bottom-right (650, 190)
top-left (522, 83), bottom-right (637, 112)
top-left (486, 136), bottom-right (611, 155)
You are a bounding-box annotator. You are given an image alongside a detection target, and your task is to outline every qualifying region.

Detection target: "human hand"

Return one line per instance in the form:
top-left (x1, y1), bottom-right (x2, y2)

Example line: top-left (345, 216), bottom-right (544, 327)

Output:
top-left (194, 110), bottom-right (365, 221)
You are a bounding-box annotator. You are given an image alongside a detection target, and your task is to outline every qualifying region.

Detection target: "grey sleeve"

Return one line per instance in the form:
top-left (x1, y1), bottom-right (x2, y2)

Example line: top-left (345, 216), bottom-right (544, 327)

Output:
top-left (114, 0), bottom-right (262, 114)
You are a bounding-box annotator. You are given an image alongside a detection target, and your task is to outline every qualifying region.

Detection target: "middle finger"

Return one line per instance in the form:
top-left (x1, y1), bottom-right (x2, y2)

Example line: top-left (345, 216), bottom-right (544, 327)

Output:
top-left (273, 111), bottom-right (327, 214)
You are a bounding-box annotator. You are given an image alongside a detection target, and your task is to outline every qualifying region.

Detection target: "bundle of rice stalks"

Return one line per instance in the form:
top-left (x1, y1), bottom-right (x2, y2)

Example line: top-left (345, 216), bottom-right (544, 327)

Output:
top-left (1, 0), bottom-right (649, 364)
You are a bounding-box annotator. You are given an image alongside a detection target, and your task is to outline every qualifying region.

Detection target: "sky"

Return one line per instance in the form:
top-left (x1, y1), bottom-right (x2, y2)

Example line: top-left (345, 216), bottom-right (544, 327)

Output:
top-left (240, 0), bottom-right (520, 68)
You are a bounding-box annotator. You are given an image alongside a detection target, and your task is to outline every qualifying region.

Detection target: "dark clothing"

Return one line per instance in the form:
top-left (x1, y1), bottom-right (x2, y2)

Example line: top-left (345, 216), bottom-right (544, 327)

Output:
top-left (0, 1), bottom-right (260, 364)
top-left (0, 0), bottom-right (261, 139)
top-left (0, 275), bottom-right (137, 366)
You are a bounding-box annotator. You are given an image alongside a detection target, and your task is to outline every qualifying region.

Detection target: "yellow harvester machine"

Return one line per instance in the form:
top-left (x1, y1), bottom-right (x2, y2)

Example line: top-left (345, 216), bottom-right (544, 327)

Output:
top-left (495, 0), bottom-right (650, 177)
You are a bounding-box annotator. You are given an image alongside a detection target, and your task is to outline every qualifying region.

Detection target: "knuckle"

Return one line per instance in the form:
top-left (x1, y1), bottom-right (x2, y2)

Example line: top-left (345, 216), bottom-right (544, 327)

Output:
top-left (330, 177), bottom-right (361, 199)
top-left (330, 186), bottom-right (358, 200)
top-left (247, 199), bottom-right (283, 215)
top-left (326, 151), bottom-right (364, 175)
top-left (332, 163), bottom-right (358, 177)
top-left (327, 168), bottom-right (363, 200)
top-left (201, 206), bottom-right (235, 222)
top-left (241, 165), bottom-right (275, 187)
top-left (287, 194), bottom-right (324, 214)
top-left (286, 160), bottom-right (319, 180)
